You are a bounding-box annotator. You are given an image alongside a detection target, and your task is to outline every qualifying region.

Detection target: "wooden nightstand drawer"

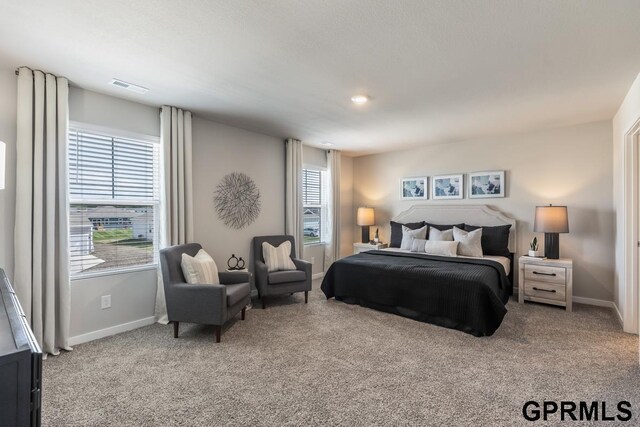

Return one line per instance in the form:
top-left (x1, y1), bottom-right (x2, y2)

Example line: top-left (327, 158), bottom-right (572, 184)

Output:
top-left (524, 281), bottom-right (566, 302)
top-left (519, 256), bottom-right (573, 311)
top-left (524, 264), bottom-right (566, 285)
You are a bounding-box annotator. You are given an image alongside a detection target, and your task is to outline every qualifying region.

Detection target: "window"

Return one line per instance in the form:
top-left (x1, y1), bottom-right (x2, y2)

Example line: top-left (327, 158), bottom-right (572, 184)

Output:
top-left (68, 126), bottom-right (160, 276)
top-left (302, 168), bottom-right (328, 245)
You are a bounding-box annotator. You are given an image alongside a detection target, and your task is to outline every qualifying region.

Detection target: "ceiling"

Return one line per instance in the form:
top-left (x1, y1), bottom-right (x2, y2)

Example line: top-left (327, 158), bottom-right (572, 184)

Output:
top-left (0, 1), bottom-right (639, 155)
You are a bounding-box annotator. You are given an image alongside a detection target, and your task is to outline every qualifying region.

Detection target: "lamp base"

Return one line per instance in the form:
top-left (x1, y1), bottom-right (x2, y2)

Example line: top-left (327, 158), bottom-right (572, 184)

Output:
top-left (544, 233), bottom-right (560, 259)
top-left (361, 226), bottom-right (370, 244)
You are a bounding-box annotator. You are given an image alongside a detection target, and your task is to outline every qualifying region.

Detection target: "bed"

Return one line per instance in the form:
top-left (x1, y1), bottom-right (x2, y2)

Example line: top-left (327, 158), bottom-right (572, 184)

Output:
top-left (321, 205), bottom-right (516, 336)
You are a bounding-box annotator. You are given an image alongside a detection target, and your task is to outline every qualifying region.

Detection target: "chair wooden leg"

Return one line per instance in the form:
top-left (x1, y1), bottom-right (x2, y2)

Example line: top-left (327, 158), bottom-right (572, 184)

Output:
top-left (173, 321), bottom-right (179, 338)
top-left (241, 306), bottom-right (246, 320)
top-left (214, 325), bottom-right (221, 343)
top-left (262, 297), bottom-right (266, 309)
top-left (305, 291), bottom-right (308, 304)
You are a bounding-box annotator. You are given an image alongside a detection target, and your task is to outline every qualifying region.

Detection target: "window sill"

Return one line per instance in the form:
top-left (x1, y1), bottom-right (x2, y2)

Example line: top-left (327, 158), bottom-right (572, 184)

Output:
top-left (304, 242), bottom-right (327, 247)
top-left (70, 264), bottom-right (158, 281)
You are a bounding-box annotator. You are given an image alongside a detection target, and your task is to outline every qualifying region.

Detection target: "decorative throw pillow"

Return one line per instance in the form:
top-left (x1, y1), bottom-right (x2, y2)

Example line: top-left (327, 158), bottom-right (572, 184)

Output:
top-left (390, 221), bottom-right (426, 248)
top-left (262, 241), bottom-right (297, 272)
top-left (453, 226), bottom-right (483, 257)
top-left (428, 227), bottom-right (454, 241)
top-left (426, 222), bottom-right (465, 232)
top-left (410, 238), bottom-right (428, 253)
top-left (424, 241), bottom-right (459, 257)
top-left (181, 249), bottom-right (220, 285)
top-left (400, 225), bottom-right (427, 250)
top-left (463, 224), bottom-right (511, 257)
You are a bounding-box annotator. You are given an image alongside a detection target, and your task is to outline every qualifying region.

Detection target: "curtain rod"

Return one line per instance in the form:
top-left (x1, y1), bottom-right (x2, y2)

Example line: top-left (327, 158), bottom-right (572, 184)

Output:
top-left (15, 66), bottom-right (67, 80)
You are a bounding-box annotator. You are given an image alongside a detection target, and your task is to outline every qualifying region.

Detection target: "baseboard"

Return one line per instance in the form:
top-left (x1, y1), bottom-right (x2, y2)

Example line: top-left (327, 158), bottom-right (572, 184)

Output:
top-left (312, 272), bottom-right (325, 280)
top-left (613, 303), bottom-right (624, 326)
top-left (572, 296), bottom-right (615, 308)
top-left (69, 316), bottom-right (155, 346)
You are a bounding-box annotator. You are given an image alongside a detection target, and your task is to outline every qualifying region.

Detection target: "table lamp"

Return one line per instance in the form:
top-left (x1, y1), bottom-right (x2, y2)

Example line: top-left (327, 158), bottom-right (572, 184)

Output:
top-left (534, 205), bottom-right (569, 259)
top-left (357, 207), bottom-right (375, 243)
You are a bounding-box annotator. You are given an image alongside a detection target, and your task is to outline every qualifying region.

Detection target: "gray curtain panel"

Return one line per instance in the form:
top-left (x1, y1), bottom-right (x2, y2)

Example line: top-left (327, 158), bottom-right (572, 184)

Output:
top-left (155, 106), bottom-right (194, 324)
top-left (14, 67), bottom-right (71, 355)
top-left (285, 138), bottom-right (304, 258)
top-left (324, 149), bottom-right (341, 266)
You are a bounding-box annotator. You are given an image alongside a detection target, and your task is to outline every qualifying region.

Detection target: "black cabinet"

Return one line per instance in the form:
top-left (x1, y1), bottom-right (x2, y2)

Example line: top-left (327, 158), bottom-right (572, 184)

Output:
top-left (0, 269), bottom-right (42, 427)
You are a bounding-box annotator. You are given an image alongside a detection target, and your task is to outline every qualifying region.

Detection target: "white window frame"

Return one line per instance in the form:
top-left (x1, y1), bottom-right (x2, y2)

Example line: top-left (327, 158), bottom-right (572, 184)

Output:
top-left (302, 166), bottom-right (328, 246)
top-left (68, 121), bottom-right (161, 279)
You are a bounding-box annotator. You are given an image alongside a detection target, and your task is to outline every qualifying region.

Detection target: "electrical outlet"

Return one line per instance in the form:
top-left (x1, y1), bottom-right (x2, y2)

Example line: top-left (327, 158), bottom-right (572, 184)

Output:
top-left (311, 257), bottom-right (315, 264)
top-left (101, 295), bottom-right (111, 309)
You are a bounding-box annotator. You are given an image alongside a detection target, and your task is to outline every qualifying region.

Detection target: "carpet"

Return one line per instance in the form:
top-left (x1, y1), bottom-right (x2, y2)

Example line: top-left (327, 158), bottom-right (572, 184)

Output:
top-left (42, 282), bottom-right (640, 426)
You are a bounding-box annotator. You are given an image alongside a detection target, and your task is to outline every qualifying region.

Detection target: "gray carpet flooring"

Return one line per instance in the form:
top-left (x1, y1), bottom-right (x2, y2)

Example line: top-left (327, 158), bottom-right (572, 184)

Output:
top-left (42, 282), bottom-right (639, 426)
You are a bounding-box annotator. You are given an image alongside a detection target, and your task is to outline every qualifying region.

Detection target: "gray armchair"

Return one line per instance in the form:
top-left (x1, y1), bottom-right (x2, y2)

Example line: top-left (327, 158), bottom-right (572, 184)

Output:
top-left (159, 243), bottom-right (251, 343)
top-left (253, 235), bottom-right (312, 309)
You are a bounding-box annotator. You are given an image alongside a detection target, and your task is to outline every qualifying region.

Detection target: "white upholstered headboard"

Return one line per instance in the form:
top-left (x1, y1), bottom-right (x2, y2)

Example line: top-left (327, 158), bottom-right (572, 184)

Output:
top-left (391, 204), bottom-right (517, 253)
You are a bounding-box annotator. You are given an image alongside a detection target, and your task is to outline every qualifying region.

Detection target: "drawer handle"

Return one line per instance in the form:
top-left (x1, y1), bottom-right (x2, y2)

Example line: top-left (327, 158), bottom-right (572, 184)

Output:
top-left (532, 271), bottom-right (556, 277)
top-left (532, 287), bottom-right (556, 293)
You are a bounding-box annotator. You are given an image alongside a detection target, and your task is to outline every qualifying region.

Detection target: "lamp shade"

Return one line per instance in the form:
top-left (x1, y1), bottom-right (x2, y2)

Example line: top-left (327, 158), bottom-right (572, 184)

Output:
top-left (357, 207), bottom-right (375, 226)
top-left (534, 205), bottom-right (569, 233)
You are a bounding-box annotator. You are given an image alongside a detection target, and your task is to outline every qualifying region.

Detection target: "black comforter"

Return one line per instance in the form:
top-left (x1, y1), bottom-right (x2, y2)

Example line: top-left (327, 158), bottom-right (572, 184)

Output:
top-left (321, 250), bottom-right (512, 336)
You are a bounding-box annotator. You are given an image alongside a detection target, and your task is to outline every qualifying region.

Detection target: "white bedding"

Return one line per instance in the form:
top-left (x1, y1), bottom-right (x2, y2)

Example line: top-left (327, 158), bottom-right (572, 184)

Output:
top-left (379, 247), bottom-right (511, 276)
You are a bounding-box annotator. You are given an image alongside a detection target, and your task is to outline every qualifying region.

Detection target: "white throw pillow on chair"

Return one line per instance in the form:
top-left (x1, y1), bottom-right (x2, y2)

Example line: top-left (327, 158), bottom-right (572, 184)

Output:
top-left (262, 241), bottom-right (297, 272)
top-left (181, 249), bottom-right (220, 284)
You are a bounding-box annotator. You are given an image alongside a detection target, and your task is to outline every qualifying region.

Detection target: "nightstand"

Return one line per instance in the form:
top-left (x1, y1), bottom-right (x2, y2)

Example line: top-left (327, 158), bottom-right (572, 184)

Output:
top-left (353, 242), bottom-right (388, 254)
top-left (518, 256), bottom-right (573, 311)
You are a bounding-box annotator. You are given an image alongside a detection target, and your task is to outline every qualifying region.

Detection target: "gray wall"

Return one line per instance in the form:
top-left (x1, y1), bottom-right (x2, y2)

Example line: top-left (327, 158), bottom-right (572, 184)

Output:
top-left (191, 116), bottom-right (285, 279)
top-left (0, 78), bottom-right (287, 341)
top-left (67, 87), bottom-right (161, 340)
top-left (352, 120), bottom-right (614, 302)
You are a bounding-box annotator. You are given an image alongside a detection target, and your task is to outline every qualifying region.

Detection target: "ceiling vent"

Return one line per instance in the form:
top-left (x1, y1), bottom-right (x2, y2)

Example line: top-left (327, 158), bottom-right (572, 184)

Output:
top-left (109, 79), bottom-right (149, 94)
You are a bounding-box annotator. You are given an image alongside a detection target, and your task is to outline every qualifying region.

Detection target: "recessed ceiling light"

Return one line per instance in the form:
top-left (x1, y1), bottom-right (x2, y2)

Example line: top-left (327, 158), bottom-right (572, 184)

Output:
top-left (320, 141), bottom-right (334, 146)
top-left (109, 78), bottom-right (149, 94)
top-left (351, 94), bottom-right (369, 104)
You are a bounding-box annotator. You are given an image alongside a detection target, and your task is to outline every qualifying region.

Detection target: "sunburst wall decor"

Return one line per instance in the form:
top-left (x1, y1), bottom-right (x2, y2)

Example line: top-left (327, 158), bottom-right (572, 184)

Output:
top-left (214, 172), bottom-right (261, 229)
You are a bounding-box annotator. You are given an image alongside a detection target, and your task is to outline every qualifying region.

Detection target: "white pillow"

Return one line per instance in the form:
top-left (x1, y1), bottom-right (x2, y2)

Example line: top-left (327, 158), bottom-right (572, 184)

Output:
top-left (453, 226), bottom-right (483, 257)
top-left (262, 241), bottom-right (297, 272)
top-left (400, 225), bottom-right (427, 250)
top-left (424, 240), bottom-right (459, 257)
top-left (181, 249), bottom-right (220, 285)
top-left (428, 227), bottom-right (454, 241)
top-left (410, 238), bottom-right (428, 253)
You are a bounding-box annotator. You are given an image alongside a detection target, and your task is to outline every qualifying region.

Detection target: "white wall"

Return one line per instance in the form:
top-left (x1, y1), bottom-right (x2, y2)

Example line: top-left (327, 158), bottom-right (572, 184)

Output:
top-left (612, 72), bottom-right (640, 331)
top-left (0, 68), bottom-right (17, 281)
top-left (191, 117), bottom-right (285, 286)
top-left (352, 121), bottom-right (614, 302)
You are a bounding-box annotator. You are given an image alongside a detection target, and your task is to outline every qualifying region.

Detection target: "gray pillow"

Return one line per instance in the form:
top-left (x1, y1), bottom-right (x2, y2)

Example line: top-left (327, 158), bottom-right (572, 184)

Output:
top-left (453, 226), bottom-right (483, 257)
top-left (410, 238), bottom-right (428, 253)
top-left (429, 227), bottom-right (453, 241)
top-left (400, 225), bottom-right (427, 250)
